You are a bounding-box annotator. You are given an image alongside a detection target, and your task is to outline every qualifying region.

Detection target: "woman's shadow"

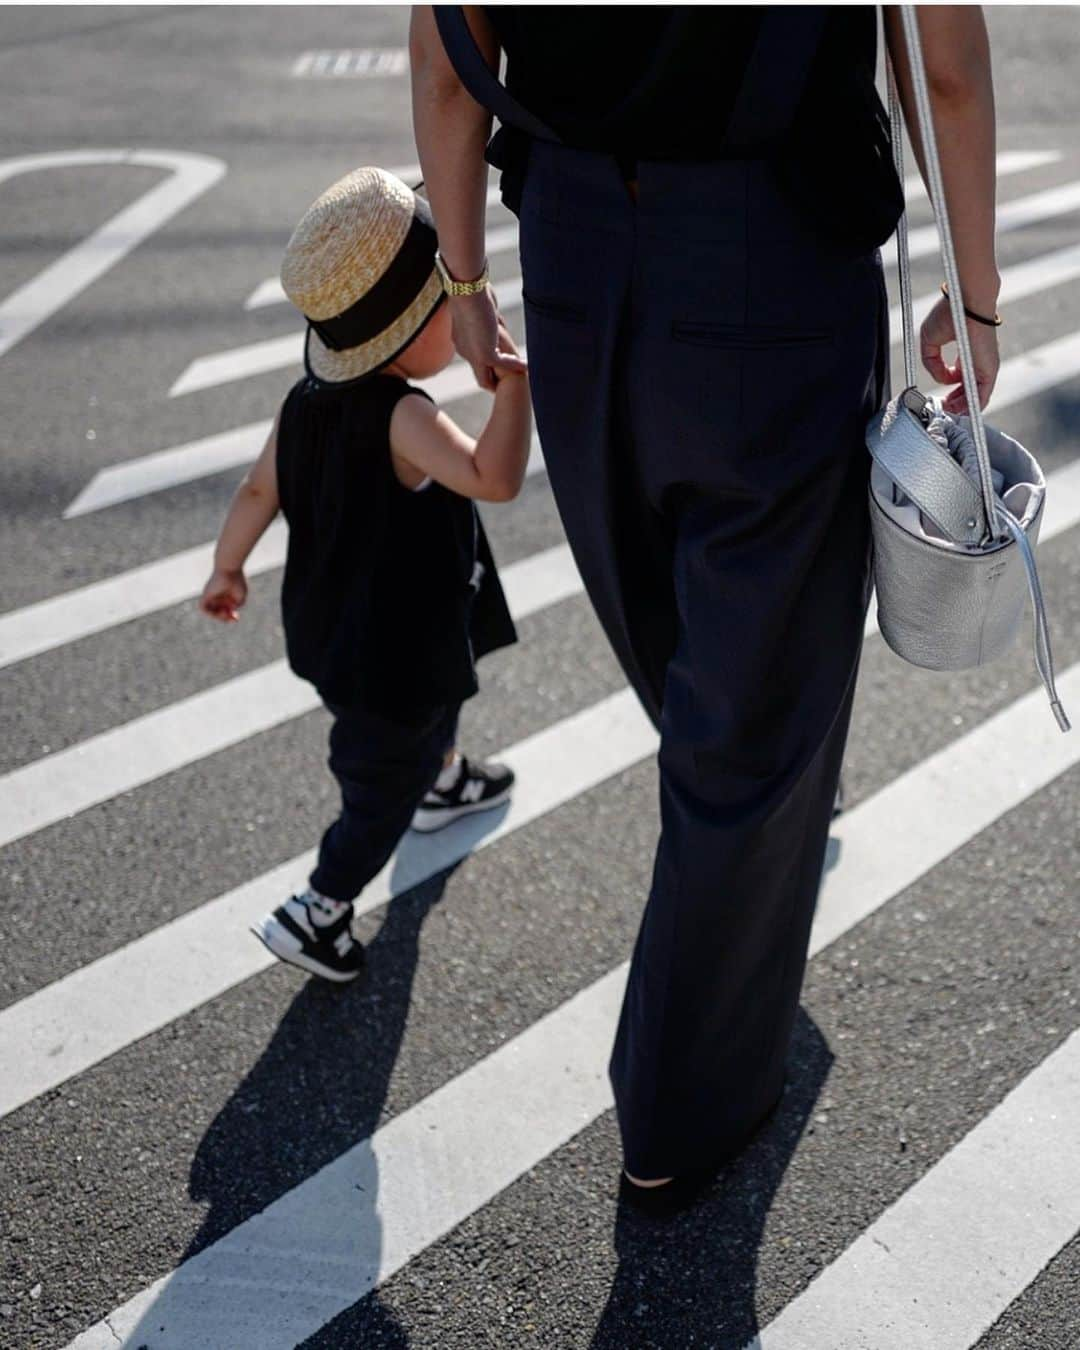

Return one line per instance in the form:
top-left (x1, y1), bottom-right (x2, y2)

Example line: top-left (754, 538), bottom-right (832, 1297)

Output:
top-left (122, 828), bottom-right (841, 1347)
top-left (588, 837), bottom-right (843, 1348)
top-left (123, 858), bottom-right (463, 1347)
top-left (589, 1009), bottom-right (834, 1350)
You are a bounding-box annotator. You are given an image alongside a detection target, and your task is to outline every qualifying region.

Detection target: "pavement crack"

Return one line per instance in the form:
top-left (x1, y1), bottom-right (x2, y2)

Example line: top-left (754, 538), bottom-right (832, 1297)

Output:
top-left (103, 1314), bottom-right (123, 1345)
top-left (872, 1235), bottom-right (892, 1255)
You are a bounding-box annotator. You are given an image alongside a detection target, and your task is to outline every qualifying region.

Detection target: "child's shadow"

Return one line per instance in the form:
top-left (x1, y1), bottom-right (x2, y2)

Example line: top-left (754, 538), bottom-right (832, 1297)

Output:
top-left (122, 865), bottom-right (460, 1347)
top-left (589, 1010), bottom-right (833, 1349)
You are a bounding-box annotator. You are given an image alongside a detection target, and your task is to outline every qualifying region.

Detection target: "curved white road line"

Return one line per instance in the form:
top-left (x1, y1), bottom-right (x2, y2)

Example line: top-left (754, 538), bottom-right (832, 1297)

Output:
top-left (0, 149), bottom-right (226, 360)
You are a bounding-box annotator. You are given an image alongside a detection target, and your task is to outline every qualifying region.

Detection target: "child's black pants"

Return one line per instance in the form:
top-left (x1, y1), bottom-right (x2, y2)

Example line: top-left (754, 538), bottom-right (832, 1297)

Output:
top-left (309, 699), bottom-right (459, 903)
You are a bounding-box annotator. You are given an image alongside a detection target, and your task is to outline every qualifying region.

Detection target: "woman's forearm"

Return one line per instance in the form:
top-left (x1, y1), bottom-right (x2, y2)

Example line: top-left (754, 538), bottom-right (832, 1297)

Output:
top-left (885, 6), bottom-right (1000, 314)
top-left (409, 5), bottom-right (493, 280)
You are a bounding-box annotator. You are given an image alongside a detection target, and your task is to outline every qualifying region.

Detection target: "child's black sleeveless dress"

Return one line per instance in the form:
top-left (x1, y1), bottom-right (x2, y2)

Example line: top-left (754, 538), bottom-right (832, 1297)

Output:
top-left (275, 373), bottom-right (517, 717)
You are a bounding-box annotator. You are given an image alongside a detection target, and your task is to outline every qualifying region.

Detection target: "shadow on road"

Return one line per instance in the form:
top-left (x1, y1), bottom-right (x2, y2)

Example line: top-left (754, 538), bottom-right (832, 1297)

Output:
top-left (121, 861), bottom-right (462, 1347)
top-left (589, 1009), bottom-right (833, 1350)
top-left (119, 808), bottom-right (836, 1347)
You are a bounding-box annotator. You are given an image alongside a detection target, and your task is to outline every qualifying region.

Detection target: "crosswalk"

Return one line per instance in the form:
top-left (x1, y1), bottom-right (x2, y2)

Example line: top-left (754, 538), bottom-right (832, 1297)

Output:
top-left (3, 147), bottom-right (1080, 1348)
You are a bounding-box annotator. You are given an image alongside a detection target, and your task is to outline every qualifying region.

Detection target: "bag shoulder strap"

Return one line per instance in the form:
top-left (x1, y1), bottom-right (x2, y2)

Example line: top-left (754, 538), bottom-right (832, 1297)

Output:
top-left (433, 6), bottom-right (828, 155)
top-left (433, 7), bottom-right (561, 143)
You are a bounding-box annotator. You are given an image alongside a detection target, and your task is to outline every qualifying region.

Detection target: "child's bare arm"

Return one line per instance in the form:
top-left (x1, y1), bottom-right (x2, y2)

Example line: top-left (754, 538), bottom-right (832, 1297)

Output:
top-left (389, 366), bottom-right (532, 503)
top-left (199, 412), bottom-right (281, 622)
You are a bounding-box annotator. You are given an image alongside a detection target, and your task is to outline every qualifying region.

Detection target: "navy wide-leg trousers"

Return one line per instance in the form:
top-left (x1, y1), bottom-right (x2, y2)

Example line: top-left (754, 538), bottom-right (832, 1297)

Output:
top-left (518, 142), bottom-right (889, 1178)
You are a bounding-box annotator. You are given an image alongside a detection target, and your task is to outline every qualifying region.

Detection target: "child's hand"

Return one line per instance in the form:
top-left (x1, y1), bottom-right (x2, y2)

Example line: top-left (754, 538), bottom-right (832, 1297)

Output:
top-left (199, 567), bottom-right (248, 623)
top-left (492, 327), bottom-right (528, 385)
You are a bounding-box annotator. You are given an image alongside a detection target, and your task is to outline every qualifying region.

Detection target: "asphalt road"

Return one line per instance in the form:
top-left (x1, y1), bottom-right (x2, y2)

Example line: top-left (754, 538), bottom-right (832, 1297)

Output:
top-left (1, 7), bottom-right (1079, 1349)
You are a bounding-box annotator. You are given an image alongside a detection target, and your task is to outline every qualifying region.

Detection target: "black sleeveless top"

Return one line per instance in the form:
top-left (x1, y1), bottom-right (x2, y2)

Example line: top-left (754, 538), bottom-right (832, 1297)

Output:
top-left (482, 5), bottom-right (902, 251)
top-left (276, 374), bottom-right (517, 715)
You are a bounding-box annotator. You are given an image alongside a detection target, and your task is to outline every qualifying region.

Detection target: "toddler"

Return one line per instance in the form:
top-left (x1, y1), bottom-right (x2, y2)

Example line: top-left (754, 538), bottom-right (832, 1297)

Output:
top-left (200, 167), bottom-right (531, 982)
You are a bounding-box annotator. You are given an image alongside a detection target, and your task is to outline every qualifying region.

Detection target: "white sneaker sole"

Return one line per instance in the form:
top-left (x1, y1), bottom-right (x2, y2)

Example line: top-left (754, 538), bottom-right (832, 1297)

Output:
top-left (250, 913), bottom-right (362, 984)
top-left (409, 785), bottom-right (513, 834)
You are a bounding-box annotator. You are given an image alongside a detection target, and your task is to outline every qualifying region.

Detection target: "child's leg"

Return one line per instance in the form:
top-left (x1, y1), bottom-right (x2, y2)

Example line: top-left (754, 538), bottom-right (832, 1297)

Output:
top-left (310, 700), bottom-right (459, 902)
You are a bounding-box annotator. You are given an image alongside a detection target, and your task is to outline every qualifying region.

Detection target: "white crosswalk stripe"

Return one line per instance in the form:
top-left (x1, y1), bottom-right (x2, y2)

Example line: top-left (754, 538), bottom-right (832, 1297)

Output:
top-left (64, 203), bottom-right (1080, 519)
top-left (169, 280), bottom-right (524, 399)
top-left (240, 152), bottom-right (1062, 314)
top-left (171, 176), bottom-right (1080, 400)
top-left (7, 446), bottom-right (1080, 673)
top-left (0, 684), bottom-right (640, 1121)
top-left (64, 659), bottom-right (1080, 1348)
top-left (14, 353), bottom-right (1078, 845)
top-left (751, 1027), bottom-right (1080, 1349)
top-left (5, 151), bottom-right (1080, 1349)
top-left (0, 540), bottom-right (579, 851)
top-left (63, 348), bottom-right (539, 518)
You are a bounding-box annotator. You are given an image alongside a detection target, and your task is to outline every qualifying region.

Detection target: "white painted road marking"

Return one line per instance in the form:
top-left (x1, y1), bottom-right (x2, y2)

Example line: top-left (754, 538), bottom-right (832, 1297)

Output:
top-left (905, 177), bottom-right (1080, 263)
top-left (0, 536), bottom-right (578, 852)
top-left (4, 440), bottom-right (554, 669)
top-left (63, 657), bottom-right (1080, 1348)
top-left (292, 49), bottom-right (408, 78)
top-left (65, 275), bottom-right (1080, 517)
top-left (11, 443), bottom-right (1080, 675)
top-left (17, 406), bottom-right (1080, 851)
top-left (0, 684), bottom-right (643, 1122)
top-left (64, 347), bottom-right (535, 516)
top-left (0, 149), bottom-right (225, 361)
top-left (171, 279), bottom-right (524, 398)
top-left (751, 1028), bottom-right (1080, 1350)
top-left (6, 587), bottom-right (1080, 1119)
top-left (68, 965), bottom-right (629, 1350)
top-left (901, 148), bottom-right (1061, 204)
top-left (0, 521), bottom-right (287, 670)
top-left (17, 218), bottom-right (1079, 660)
top-left (893, 239), bottom-right (1080, 332)
top-left (64, 418), bottom-right (271, 517)
top-left (179, 174), bottom-right (1080, 397)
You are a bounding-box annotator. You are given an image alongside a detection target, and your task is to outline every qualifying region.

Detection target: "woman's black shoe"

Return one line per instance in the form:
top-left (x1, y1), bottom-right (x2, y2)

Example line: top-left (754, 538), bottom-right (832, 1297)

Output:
top-left (617, 1167), bottom-right (719, 1218)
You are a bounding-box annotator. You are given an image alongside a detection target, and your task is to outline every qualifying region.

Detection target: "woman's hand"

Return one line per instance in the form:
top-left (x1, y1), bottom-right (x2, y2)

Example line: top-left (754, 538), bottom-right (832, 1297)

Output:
top-left (450, 287), bottom-right (529, 392)
top-left (199, 567), bottom-right (248, 623)
top-left (920, 295), bottom-right (1000, 415)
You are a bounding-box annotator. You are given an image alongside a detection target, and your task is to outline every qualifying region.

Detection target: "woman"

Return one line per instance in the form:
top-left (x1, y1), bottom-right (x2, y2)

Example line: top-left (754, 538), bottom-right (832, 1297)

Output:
top-left (409, 6), bottom-right (1001, 1201)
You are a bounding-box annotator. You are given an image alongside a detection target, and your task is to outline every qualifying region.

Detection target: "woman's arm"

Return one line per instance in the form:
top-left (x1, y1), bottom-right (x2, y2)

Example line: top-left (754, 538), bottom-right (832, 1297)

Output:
top-left (409, 5), bottom-right (526, 391)
top-left (884, 5), bottom-right (1000, 412)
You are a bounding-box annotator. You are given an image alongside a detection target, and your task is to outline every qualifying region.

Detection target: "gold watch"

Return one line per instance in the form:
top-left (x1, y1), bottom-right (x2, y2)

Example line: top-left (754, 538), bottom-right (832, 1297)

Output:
top-left (434, 252), bottom-right (490, 297)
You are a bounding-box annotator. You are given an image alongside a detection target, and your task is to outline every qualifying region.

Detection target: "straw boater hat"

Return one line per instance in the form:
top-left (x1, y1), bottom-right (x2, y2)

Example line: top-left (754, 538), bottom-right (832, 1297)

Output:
top-left (280, 166), bottom-right (444, 385)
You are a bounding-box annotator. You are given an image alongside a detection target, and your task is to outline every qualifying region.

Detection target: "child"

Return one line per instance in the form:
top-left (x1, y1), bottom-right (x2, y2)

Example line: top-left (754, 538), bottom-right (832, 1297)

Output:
top-left (200, 167), bottom-right (531, 983)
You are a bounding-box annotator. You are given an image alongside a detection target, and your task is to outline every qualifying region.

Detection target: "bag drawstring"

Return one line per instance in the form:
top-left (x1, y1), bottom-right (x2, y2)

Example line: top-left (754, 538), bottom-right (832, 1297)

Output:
top-left (994, 502), bottom-right (1071, 731)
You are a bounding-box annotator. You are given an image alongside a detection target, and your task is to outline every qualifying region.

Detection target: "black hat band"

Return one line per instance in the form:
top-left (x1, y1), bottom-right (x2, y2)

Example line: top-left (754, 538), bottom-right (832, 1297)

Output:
top-left (307, 197), bottom-right (438, 353)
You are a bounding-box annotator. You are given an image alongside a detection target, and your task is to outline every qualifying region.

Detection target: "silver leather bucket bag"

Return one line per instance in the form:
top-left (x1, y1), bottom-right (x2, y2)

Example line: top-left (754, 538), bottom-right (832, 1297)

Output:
top-left (867, 8), bottom-right (1069, 731)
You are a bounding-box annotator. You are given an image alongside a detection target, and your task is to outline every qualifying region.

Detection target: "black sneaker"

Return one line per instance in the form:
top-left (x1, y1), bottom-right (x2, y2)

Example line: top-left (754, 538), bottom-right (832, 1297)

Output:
top-left (409, 755), bottom-right (515, 833)
top-left (250, 892), bottom-right (365, 983)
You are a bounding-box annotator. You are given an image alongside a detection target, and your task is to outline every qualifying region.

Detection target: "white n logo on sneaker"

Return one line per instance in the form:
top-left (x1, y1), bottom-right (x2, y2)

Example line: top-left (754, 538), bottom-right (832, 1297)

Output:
top-left (460, 777), bottom-right (485, 805)
top-left (333, 930), bottom-right (354, 958)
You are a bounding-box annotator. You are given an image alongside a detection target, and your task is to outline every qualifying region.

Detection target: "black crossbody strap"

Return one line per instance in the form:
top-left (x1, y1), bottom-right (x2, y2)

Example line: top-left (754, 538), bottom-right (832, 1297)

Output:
top-left (433, 5), bottom-right (828, 154)
top-left (433, 7), bottom-right (562, 143)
